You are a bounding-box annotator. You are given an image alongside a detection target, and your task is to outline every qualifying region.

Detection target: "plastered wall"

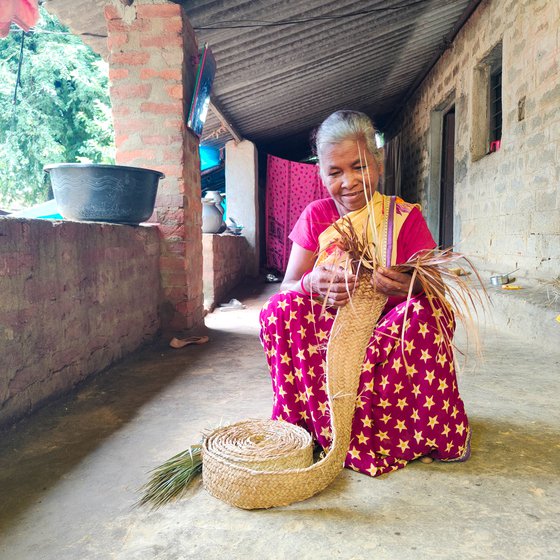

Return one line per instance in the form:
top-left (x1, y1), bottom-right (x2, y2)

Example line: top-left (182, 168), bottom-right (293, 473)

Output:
top-left (392, 0), bottom-right (559, 280)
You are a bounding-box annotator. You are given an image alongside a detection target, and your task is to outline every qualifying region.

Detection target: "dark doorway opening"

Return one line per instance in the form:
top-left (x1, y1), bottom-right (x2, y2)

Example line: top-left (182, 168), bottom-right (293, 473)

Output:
top-left (439, 106), bottom-right (455, 247)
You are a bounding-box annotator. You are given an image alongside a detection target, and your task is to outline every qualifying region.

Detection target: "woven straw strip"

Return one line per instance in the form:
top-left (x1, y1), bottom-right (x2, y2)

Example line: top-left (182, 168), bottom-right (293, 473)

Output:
top-left (203, 282), bottom-right (387, 509)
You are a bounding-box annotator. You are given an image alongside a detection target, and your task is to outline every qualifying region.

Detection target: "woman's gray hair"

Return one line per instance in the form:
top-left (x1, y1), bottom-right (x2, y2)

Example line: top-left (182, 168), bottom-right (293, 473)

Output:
top-left (313, 110), bottom-right (382, 164)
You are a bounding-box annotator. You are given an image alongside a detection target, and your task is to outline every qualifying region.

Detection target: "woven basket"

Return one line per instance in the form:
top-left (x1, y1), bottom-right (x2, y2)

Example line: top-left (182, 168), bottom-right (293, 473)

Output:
top-left (202, 281), bottom-right (387, 509)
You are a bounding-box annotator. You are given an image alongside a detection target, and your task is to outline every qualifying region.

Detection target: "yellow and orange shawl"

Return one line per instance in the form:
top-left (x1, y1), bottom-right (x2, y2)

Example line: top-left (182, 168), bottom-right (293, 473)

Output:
top-left (317, 191), bottom-right (419, 270)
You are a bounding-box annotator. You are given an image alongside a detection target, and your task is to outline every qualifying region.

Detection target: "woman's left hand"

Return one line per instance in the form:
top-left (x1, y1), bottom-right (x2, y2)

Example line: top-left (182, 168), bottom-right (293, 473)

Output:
top-left (371, 266), bottom-right (418, 298)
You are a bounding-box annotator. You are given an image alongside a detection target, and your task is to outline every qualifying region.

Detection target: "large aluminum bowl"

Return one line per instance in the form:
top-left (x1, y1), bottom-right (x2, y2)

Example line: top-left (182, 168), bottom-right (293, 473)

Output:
top-left (44, 163), bottom-right (165, 225)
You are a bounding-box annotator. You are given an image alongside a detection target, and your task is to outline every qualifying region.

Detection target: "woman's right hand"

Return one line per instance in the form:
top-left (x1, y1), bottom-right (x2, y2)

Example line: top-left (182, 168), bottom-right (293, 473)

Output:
top-left (304, 265), bottom-right (357, 307)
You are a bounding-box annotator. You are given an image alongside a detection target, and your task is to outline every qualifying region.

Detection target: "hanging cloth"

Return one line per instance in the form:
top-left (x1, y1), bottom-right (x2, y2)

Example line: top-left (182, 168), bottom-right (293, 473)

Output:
top-left (0, 0), bottom-right (40, 38)
top-left (265, 154), bottom-right (330, 273)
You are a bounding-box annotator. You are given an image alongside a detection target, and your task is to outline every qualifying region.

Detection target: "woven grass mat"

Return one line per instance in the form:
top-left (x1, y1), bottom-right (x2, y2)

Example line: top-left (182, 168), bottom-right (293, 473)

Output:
top-left (202, 282), bottom-right (387, 509)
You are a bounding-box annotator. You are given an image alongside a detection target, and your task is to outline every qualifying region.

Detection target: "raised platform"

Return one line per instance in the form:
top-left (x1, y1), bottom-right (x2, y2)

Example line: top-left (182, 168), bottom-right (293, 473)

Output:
top-left (202, 232), bottom-right (250, 312)
top-left (478, 280), bottom-right (559, 349)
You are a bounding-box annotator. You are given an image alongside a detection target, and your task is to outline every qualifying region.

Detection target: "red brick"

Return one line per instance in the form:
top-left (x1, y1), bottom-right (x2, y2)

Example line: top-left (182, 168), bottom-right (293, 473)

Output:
top-left (161, 148), bottom-right (183, 162)
top-left (166, 84), bottom-right (183, 100)
top-left (111, 83), bottom-right (152, 99)
top-left (163, 18), bottom-right (183, 34)
top-left (104, 5), bottom-right (120, 20)
top-left (114, 118), bottom-right (155, 133)
top-left (158, 223), bottom-right (186, 240)
top-left (157, 208), bottom-right (185, 224)
top-left (0, 252), bottom-right (34, 277)
top-left (160, 255), bottom-right (186, 272)
top-left (129, 18), bottom-right (150, 32)
top-left (163, 287), bottom-right (188, 301)
top-left (140, 101), bottom-right (182, 115)
top-left (107, 19), bottom-right (127, 33)
top-left (107, 33), bottom-right (128, 50)
top-left (156, 177), bottom-right (178, 191)
top-left (111, 104), bottom-right (132, 116)
top-left (161, 241), bottom-right (187, 257)
top-left (141, 135), bottom-right (173, 145)
top-left (162, 118), bottom-right (183, 131)
top-left (136, 4), bottom-right (181, 18)
top-left (110, 51), bottom-right (150, 66)
top-left (161, 271), bottom-right (188, 287)
top-left (140, 34), bottom-right (182, 48)
top-left (174, 301), bottom-right (192, 315)
top-left (140, 68), bottom-right (182, 81)
top-left (114, 134), bottom-right (129, 147)
top-left (155, 164), bottom-right (183, 177)
top-left (155, 193), bottom-right (185, 208)
top-left (167, 314), bottom-right (190, 331)
top-left (109, 68), bottom-right (129, 81)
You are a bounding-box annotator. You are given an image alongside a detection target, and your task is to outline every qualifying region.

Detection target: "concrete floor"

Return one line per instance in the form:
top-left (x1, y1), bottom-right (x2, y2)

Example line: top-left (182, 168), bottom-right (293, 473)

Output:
top-left (1, 281), bottom-right (559, 560)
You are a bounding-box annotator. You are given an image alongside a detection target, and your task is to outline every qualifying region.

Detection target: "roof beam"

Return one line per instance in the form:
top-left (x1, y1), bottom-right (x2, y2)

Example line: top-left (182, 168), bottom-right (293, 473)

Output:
top-left (209, 100), bottom-right (243, 144)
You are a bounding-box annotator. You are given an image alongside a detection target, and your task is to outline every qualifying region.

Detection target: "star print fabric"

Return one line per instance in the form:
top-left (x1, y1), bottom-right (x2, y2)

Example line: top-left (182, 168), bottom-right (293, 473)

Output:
top-left (259, 290), bottom-right (471, 477)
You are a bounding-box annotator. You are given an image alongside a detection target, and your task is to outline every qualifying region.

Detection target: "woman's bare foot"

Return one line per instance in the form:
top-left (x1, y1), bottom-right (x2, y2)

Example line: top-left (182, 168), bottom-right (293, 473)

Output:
top-left (419, 456), bottom-right (434, 464)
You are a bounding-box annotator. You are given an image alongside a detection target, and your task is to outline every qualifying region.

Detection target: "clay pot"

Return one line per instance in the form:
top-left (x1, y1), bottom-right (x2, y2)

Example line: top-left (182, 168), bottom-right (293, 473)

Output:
top-left (202, 198), bottom-right (223, 233)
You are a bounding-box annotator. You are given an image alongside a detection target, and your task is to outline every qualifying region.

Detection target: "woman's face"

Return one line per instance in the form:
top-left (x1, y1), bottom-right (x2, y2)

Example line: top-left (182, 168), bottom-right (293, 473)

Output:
top-left (318, 139), bottom-right (381, 215)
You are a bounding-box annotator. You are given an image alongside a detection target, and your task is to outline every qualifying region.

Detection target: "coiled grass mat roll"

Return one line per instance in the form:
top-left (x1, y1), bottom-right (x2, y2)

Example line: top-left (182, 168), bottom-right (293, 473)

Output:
top-left (202, 283), bottom-right (387, 509)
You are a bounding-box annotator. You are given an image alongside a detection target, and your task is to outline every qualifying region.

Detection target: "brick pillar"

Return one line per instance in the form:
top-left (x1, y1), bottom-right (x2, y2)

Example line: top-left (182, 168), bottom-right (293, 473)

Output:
top-left (105, 0), bottom-right (204, 331)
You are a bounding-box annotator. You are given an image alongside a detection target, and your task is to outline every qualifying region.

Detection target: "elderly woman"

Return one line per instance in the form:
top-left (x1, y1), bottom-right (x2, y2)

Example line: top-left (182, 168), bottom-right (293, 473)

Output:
top-left (259, 110), bottom-right (470, 477)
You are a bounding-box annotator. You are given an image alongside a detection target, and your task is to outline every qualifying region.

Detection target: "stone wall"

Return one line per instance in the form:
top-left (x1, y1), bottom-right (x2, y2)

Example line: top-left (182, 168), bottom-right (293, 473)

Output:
top-left (202, 233), bottom-right (249, 310)
top-left (390, 0), bottom-right (559, 281)
top-left (105, 1), bottom-right (204, 330)
top-left (0, 218), bottom-right (160, 428)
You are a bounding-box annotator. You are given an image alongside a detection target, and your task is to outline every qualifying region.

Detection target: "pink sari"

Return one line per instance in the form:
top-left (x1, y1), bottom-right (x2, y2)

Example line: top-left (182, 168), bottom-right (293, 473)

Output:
top-left (259, 194), bottom-right (470, 477)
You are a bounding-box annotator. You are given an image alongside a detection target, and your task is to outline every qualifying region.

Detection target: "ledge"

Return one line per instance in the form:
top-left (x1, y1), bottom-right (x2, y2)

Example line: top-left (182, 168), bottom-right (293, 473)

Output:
top-left (477, 281), bottom-right (559, 349)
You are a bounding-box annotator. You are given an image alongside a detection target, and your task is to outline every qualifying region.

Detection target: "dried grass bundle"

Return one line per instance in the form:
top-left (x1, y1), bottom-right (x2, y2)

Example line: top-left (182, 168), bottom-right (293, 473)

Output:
top-left (328, 215), bottom-right (381, 274)
top-left (395, 247), bottom-right (489, 357)
top-left (544, 277), bottom-right (560, 306)
top-left (317, 211), bottom-right (488, 360)
top-left (138, 444), bottom-right (202, 509)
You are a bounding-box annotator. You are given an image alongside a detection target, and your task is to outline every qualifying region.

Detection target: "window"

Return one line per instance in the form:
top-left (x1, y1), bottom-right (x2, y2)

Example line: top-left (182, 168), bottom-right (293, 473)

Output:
top-left (489, 67), bottom-right (502, 147)
top-left (471, 42), bottom-right (503, 160)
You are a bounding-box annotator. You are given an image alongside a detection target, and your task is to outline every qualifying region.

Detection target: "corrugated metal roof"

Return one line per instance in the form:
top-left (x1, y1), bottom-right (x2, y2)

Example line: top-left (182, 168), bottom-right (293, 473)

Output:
top-left (44, 0), bottom-right (479, 158)
top-left (186, 0), bottom-right (477, 157)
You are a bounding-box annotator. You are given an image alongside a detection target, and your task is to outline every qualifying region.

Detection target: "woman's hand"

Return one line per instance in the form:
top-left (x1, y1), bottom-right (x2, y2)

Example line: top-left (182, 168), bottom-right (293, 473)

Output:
top-left (371, 266), bottom-right (420, 298)
top-left (305, 265), bottom-right (357, 307)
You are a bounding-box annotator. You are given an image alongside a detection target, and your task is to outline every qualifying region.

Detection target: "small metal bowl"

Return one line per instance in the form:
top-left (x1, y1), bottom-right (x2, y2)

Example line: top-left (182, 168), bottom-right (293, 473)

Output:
top-left (490, 274), bottom-right (514, 286)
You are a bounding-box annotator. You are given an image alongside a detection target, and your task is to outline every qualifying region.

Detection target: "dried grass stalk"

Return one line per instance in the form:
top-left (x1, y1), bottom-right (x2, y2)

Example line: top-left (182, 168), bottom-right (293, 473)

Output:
top-left (138, 444), bottom-right (202, 509)
top-left (394, 247), bottom-right (489, 358)
top-left (317, 208), bottom-right (488, 361)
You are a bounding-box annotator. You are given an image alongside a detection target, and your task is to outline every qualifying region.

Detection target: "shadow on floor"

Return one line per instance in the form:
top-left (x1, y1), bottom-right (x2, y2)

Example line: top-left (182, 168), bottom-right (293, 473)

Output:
top-left (0, 278), bottom-right (277, 532)
top-left (0, 324), bottom-right (265, 533)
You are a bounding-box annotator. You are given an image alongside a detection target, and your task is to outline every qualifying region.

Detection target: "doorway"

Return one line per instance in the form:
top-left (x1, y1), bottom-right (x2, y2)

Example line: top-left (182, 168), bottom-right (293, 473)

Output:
top-left (439, 106), bottom-right (455, 247)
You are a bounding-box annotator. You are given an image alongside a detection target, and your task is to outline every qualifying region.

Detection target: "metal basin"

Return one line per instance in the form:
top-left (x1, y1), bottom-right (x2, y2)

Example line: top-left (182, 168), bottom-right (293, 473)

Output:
top-left (44, 163), bottom-right (165, 225)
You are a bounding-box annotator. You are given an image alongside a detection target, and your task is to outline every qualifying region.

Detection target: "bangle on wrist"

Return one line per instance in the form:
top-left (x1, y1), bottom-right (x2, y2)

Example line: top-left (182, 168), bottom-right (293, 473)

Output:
top-left (299, 271), bottom-right (311, 296)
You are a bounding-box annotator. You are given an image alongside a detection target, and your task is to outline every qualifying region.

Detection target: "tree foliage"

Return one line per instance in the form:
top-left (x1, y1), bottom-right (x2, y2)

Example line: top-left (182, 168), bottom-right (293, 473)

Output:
top-left (0, 7), bottom-right (114, 207)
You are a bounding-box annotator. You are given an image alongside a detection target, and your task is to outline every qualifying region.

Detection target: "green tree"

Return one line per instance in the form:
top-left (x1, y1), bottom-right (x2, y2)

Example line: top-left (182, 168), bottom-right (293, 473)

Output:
top-left (0, 7), bottom-right (114, 208)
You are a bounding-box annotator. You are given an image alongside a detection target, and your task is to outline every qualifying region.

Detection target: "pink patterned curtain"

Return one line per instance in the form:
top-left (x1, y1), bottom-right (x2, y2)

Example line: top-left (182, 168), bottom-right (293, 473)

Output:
top-left (265, 154), bottom-right (330, 273)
